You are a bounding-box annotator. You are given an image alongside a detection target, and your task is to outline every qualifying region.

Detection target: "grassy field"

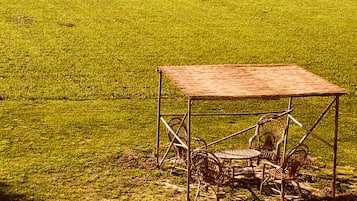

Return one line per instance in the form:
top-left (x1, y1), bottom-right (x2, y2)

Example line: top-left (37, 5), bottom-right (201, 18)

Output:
top-left (0, 0), bottom-right (356, 200)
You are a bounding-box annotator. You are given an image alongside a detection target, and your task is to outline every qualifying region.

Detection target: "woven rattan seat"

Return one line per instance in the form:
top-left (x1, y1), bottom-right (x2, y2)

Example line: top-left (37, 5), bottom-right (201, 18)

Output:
top-left (191, 149), bottom-right (234, 201)
top-left (249, 113), bottom-right (286, 164)
top-left (166, 117), bottom-right (207, 172)
top-left (260, 144), bottom-right (309, 199)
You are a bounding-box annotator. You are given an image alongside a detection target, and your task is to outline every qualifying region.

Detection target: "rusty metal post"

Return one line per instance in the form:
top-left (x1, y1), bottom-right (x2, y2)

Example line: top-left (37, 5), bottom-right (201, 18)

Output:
top-left (156, 69), bottom-right (163, 167)
top-left (333, 96), bottom-right (339, 199)
top-left (283, 97), bottom-right (293, 158)
top-left (186, 98), bottom-right (192, 200)
top-left (281, 97), bottom-right (293, 200)
top-left (296, 98), bottom-right (336, 146)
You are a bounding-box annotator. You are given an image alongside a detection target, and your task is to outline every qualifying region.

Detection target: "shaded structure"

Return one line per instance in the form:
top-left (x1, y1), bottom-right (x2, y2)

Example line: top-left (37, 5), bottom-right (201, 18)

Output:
top-left (155, 64), bottom-right (347, 200)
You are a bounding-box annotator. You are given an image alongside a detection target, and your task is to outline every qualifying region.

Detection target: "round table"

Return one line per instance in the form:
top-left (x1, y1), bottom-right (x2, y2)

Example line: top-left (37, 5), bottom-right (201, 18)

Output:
top-left (215, 149), bottom-right (261, 178)
top-left (215, 149), bottom-right (261, 160)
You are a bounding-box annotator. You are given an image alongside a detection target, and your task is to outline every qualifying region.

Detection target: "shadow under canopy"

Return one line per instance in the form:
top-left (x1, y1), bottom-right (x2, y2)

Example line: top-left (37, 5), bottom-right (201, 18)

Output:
top-left (155, 64), bottom-right (347, 200)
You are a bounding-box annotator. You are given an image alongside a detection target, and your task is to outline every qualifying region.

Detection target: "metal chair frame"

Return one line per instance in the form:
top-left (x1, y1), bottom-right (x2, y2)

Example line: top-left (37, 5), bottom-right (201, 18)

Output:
top-left (166, 117), bottom-right (207, 172)
top-left (249, 113), bottom-right (287, 164)
top-left (260, 144), bottom-right (309, 200)
top-left (191, 149), bottom-right (234, 201)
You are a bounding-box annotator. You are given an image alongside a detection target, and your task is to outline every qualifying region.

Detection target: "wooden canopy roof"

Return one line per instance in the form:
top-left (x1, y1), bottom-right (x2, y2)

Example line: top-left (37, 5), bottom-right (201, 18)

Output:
top-left (157, 64), bottom-right (347, 100)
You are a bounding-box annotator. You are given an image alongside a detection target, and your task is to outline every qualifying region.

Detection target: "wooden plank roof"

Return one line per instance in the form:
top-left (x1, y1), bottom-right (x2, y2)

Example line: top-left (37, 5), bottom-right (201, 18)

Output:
top-left (157, 64), bottom-right (347, 100)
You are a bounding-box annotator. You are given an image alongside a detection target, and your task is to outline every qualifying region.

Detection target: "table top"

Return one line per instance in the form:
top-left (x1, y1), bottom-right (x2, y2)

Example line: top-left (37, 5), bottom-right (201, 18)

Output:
top-left (215, 149), bottom-right (261, 160)
top-left (157, 64), bottom-right (347, 100)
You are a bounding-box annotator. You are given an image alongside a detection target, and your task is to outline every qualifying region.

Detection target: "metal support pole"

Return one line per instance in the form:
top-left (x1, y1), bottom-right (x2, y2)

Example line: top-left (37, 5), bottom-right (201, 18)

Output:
top-left (289, 114), bottom-right (334, 148)
top-left (206, 110), bottom-right (292, 147)
top-left (283, 97), bottom-right (293, 157)
top-left (156, 70), bottom-right (163, 167)
top-left (333, 96), bottom-right (339, 199)
top-left (295, 98), bottom-right (336, 147)
top-left (160, 110), bottom-right (289, 117)
top-left (281, 97), bottom-right (293, 200)
top-left (186, 98), bottom-right (192, 201)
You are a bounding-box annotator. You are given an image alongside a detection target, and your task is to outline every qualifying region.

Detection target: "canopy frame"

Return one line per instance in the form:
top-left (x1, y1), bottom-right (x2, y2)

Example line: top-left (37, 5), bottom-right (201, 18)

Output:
top-left (155, 64), bottom-right (347, 200)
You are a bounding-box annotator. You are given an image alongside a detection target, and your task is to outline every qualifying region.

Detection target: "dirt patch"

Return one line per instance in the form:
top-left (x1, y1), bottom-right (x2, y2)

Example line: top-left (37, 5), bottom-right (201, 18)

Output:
top-left (107, 149), bottom-right (156, 170)
top-left (160, 160), bottom-right (357, 201)
top-left (6, 15), bottom-right (34, 26)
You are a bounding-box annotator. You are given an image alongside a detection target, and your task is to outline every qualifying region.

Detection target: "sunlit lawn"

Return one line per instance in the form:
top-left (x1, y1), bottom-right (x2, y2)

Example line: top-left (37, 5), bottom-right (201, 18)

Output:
top-left (0, 0), bottom-right (356, 200)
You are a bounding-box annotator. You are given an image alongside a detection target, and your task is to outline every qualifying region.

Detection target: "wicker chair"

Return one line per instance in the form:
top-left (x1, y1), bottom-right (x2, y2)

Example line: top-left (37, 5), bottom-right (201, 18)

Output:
top-left (249, 113), bottom-right (286, 164)
top-left (260, 144), bottom-right (309, 199)
top-left (191, 149), bottom-right (234, 201)
top-left (166, 117), bottom-right (207, 171)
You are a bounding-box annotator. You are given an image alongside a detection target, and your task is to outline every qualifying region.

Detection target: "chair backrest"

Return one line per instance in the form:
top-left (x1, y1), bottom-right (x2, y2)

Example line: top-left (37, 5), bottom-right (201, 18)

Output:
top-left (284, 144), bottom-right (309, 178)
top-left (191, 149), bottom-right (223, 185)
top-left (166, 118), bottom-right (208, 164)
top-left (249, 113), bottom-right (286, 158)
top-left (167, 118), bottom-right (188, 161)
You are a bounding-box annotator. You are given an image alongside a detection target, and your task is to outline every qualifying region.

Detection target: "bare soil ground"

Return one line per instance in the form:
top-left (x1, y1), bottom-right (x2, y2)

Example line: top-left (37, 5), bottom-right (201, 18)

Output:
top-left (122, 150), bottom-right (357, 200)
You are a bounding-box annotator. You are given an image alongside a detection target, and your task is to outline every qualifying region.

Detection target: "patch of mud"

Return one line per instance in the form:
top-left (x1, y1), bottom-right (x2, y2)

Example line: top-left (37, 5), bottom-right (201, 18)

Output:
top-left (6, 15), bottom-right (34, 26)
top-left (106, 149), bottom-right (156, 170)
top-left (159, 157), bottom-right (357, 201)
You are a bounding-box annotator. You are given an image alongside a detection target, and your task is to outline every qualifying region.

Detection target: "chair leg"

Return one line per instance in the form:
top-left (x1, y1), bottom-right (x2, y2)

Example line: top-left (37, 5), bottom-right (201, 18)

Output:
top-left (280, 179), bottom-right (286, 201)
top-left (223, 182), bottom-right (235, 201)
top-left (195, 182), bottom-right (219, 201)
top-left (292, 180), bottom-right (303, 198)
top-left (260, 165), bottom-right (270, 194)
top-left (169, 158), bottom-right (178, 174)
top-left (214, 186), bottom-right (224, 201)
top-left (260, 176), bottom-right (270, 194)
top-left (194, 181), bottom-right (202, 201)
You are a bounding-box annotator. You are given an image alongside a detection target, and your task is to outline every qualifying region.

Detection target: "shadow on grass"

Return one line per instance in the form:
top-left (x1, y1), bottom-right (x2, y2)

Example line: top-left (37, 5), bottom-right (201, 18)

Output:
top-left (235, 175), bottom-right (357, 201)
top-left (307, 194), bottom-right (357, 201)
top-left (0, 182), bottom-right (32, 201)
top-left (260, 185), bottom-right (357, 201)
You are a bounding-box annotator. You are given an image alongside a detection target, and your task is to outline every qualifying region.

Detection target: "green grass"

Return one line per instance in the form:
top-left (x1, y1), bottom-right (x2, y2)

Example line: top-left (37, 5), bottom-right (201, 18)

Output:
top-left (0, 0), bottom-right (356, 200)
